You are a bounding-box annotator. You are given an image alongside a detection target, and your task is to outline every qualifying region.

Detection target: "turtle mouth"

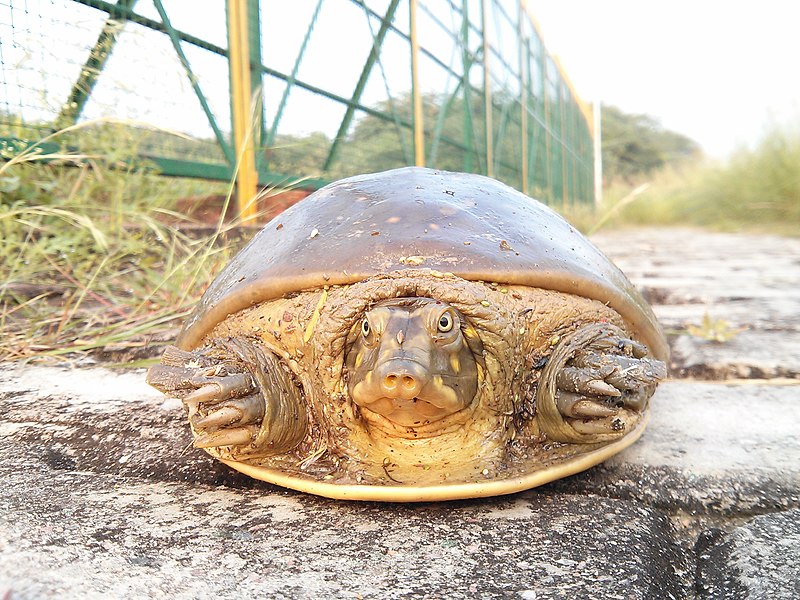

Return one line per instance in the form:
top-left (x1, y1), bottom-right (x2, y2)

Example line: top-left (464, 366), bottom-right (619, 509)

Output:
top-left (352, 383), bottom-right (467, 428)
top-left (365, 395), bottom-right (456, 426)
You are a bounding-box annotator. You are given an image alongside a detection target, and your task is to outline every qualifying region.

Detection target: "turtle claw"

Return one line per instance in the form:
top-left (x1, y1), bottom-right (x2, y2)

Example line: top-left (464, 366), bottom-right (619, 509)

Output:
top-left (557, 392), bottom-right (619, 419)
top-left (192, 405), bottom-right (243, 430)
top-left (146, 349), bottom-right (255, 401)
top-left (194, 426), bottom-right (257, 449)
top-left (184, 373), bottom-right (255, 404)
top-left (557, 367), bottom-right (622, 397)
top-left (191, 393), bottom-right (266, 430)
top-left (536, 323), bottom-right (666, 443)
top-left (147, 349), bottom-right (262, 449)
top-left (148, 341), bottom-right (308, 458)
top-left (556, 332), bottom-right (666, 417)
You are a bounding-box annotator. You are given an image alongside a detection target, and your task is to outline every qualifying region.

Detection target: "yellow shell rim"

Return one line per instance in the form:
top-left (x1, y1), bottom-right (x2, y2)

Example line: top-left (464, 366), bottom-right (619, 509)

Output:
top-left (220, 414), bottom-right (649, 502)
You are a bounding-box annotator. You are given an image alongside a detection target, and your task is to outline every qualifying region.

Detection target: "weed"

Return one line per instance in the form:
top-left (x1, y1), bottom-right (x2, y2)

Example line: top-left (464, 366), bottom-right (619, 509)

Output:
top-left (685, 313), bottom-right (747, 344)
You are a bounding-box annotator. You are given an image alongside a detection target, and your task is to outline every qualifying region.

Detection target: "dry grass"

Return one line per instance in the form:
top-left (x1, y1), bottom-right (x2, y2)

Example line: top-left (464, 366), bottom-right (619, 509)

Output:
top-left (0, 120), bottom-right (276, 365)
top-left (571, 121), bottom-right (800, 237)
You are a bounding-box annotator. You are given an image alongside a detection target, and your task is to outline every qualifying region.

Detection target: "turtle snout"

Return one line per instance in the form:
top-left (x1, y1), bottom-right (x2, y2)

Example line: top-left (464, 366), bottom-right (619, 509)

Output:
top-left (377, 359), bottom-right (428, 400)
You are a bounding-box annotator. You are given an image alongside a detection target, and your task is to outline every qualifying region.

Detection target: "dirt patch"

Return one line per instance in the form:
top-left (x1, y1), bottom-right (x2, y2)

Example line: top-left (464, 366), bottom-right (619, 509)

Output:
top-left (174, 188), bottom-right (312, 226)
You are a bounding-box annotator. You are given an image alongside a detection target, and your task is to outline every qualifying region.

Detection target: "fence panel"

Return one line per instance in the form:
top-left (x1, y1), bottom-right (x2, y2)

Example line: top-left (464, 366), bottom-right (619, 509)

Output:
top-left (0, 0), bottom-right (595, 208)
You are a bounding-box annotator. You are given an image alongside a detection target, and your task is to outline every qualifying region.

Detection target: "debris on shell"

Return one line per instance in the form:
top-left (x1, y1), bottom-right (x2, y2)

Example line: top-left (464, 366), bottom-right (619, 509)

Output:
top-left (309, 228), bottom-right (320, 239)
top-left (303, 289), bottom-right (328, 343)
top-left (399, 256), bottom-right (426, 266)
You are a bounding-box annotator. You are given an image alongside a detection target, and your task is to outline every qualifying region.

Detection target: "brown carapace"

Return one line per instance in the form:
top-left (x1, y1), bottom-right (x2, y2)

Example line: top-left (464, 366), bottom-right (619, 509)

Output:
top-left (147, 167), bottom-right (667, 501)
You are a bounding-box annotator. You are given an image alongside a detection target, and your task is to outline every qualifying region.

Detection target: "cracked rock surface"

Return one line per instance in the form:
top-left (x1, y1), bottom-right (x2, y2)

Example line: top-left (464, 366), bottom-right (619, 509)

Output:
top-left (2, 228), bottom-right (799, 599)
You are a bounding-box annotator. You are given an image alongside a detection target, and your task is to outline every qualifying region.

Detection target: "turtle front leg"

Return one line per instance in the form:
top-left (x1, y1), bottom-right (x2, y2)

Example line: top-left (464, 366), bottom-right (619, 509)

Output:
top-left (147, 340), bottom-right (307, 458)
top-left (536, 324), bottom-right (666, 443)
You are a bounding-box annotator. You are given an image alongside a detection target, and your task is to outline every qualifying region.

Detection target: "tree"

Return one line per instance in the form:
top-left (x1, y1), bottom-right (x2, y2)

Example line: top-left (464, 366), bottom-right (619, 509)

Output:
top-left (601, 105), bottom-right (700, 182)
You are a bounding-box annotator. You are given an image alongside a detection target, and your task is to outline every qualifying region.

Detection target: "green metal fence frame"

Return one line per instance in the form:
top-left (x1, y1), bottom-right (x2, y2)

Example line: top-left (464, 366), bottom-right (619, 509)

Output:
top-left (1, 0), bottom-right (595, 209)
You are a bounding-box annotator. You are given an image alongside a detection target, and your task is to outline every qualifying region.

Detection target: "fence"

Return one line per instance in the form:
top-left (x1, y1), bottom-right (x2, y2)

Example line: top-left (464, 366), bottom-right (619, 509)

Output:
top-left (0, 0), bottom-right (595, 216)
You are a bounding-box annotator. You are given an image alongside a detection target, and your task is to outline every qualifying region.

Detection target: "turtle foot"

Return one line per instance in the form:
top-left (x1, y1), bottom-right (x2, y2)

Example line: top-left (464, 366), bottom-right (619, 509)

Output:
top-left (564, 330), bottom-right (667, 412)
top-left (147, 341), bottom-right (307, 457)
top-left (536, 324), bottom-right (666, 442)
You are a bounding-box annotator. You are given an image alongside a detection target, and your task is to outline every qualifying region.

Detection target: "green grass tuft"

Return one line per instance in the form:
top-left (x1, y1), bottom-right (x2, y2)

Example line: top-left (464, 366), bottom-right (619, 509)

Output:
top-left (577, 120), bottom-right (800, 236)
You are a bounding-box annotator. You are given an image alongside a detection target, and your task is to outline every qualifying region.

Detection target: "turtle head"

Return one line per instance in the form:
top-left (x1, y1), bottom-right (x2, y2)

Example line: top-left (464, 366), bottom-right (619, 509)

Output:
top-left (345, 298), bottom-right (481, 428)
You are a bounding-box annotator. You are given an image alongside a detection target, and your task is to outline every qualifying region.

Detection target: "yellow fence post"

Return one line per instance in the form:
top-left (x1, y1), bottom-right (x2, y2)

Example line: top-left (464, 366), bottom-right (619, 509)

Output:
top-left (227, 0), bottom-right (258, 223)
top-left (593, 100), bottom-right (603, 206)
top-left (409, 0), bottom-right (425, 166)
top-left (517, 0), bottom-right (528, 195)
top-left (481, 0), bottom-right (493, 178)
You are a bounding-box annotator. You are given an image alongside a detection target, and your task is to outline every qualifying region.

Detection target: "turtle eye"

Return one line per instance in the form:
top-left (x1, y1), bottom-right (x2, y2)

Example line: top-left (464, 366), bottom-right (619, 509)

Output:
top-left (437, 311), bottom-right (454, 333)
top-left (361, 318), bottom-right (371, 337)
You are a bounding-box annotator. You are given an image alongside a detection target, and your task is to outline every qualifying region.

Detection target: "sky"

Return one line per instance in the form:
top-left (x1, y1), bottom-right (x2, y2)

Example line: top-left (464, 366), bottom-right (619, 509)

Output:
top-left (530, 0), bottom-right (800, 158)
top-left (6, 1), bottom-right (799, 161)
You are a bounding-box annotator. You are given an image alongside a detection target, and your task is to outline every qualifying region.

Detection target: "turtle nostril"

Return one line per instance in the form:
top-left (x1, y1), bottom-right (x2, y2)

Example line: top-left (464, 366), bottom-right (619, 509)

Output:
top-left (381, 371), bottom-right (422, 398)
top-left (378, 361), bottom-right (427, 399)
top-left (384, 373), bottom-right (418, 391)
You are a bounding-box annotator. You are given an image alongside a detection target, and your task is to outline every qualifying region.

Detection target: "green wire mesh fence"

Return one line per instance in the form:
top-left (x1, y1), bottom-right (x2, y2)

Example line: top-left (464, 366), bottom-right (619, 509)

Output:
top-left (0, 0), bottom-right (594, 206)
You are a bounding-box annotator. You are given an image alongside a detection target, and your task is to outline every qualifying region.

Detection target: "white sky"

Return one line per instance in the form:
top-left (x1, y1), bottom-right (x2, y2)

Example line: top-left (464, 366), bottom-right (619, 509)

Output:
top-left (6, 0), bottom-right (798, 160)
top-left (529, 0), bottom-right (800, 158)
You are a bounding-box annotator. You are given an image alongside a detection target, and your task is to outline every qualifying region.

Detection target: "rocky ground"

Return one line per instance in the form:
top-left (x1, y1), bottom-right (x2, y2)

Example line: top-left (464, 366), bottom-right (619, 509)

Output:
top-left (1, 228), bottom-right (798, 599)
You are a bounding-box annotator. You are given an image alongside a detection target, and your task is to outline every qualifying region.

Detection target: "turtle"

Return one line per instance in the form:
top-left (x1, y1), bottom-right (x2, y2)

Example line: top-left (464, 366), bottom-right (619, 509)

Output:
top-left (147, 167), bottom-right (668, 502)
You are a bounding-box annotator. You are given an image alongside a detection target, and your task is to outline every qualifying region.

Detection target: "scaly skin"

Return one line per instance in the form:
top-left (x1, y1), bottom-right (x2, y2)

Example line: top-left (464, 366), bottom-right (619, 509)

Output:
top-left (345, 298), bottom-right (481, 429)
top-left (147, 270), bottom-right (666, 481)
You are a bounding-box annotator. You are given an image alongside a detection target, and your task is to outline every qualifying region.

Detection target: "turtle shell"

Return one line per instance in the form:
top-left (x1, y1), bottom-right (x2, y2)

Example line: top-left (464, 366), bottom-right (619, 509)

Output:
top-left (178, 167), bottom-right (667, 360)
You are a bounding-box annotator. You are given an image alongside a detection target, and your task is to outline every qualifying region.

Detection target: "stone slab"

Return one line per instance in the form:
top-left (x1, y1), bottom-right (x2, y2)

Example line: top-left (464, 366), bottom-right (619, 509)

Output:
top-left (669, 331), bottom-right (800, 379)
top-left (0, 365), bottom-right (701, 599)
top-left (591, 229), bottom-right (800, 380)
top-left (0, 466), bottom-right (692, 600)
top-left (549, 381), bottom-right (800, 516)
top-left (696, 509), bottom-right (800, 599)
top-left (646, 300), bottom-right (799, 334)
top-left (591, 229), bottom-right (800, 297)
top-left (591, 229), bottom-right (800, 332)
top-left (1, 363), bottom-right (799, 598)
top-left (1, 365), bottom-right (797, 516)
